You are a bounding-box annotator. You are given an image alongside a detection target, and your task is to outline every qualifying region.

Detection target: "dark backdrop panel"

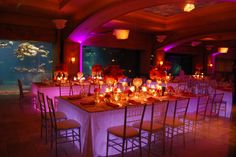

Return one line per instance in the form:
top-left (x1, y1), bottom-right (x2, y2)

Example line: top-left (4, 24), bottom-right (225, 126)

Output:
top-left (82, 46), bottom-right (140, 78)
top-left (165, 53), bottom-right (193, 76)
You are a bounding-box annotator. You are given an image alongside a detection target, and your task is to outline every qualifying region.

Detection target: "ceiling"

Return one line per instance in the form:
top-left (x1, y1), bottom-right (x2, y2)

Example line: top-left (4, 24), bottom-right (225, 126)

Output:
top-left (0, 0), bottom-right (236, 52)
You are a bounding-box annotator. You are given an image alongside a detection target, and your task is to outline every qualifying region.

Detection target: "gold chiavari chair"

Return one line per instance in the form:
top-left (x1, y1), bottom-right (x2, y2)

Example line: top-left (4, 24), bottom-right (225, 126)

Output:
top-left (106, 105), bottom-right (147, 157)
top-left (185, 95), bottom-right (209, 140)
top-left (17, 79), bottom-right (36, 108)
top-left (37, 91), bottom-right (67, 144)
top-left (206, 93), bottom-right (224, 121)
top-left (47, 96), bottom-right (81, 157)
top-left (165, 98), bottom-right (189, 152)
top-left (134, 100), bottom-right (169, 156)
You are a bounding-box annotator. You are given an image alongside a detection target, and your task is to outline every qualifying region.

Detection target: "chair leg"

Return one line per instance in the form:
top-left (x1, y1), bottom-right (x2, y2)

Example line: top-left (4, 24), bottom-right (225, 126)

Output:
top-left (72, 130), bottom-right (75, 143)
top-left (122, 138), bottom-right (125, 157)
top-left (193, 121), bottom-right (197, 143)
top-left (125, 139), bottom-right (128, 152)
top-left (45, 121), bottom-right (48, 144)
top-left (139, 136), bottom-right (142, 157)
top-left (183, 125), bottom-right (186, 149)
top-left (147, 132), bottom-right (151, 157)
top-left (55, 132), bottom-right (58, 157)
top-left (40, 121), bottom-right (43, 139)
top-left (106, 133), bottom-right (109, 157)
top-left (50, 128), bottom-right (53, 150)
top-left (170, 127), bottom-right (174, 153)
top-left (79, 128), bottom-right (81, 153)
top-left (162, 130), bottom-right (166, 154)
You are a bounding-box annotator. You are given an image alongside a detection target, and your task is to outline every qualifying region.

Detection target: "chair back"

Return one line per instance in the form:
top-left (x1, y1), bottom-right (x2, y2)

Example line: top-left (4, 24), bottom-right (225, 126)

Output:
top-left (46, 96), bottom-right (57, 130)
top-left (149, 100), bottom-right (169, 131)
top-left (59, 82), bottom-right (73, 96)
top-left (196, 95), bottom-right (209, 120)
top-left (211, 93), bottom-right (224, 116)
top-left (177, 82), bottom-right (187, 93)
top-left (37, 91), bottom-right (47, 120)
top-left (71, 84), bottom-right (81, 95)
top-left (123, 105), bottom-right (146, 137)
top-left (17, 79), bottom-right (24, 98)
top-left (173, 98), bottom-right (189, 125)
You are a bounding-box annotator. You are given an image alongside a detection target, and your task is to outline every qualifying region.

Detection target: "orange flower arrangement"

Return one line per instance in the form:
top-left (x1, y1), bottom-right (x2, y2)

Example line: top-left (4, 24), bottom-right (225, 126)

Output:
top-left (92, 64), bottom-right (103, 75)
top-left (149, 67), bottom-right (166, 81)
top-left (103, 65), bottom-right (125, 81)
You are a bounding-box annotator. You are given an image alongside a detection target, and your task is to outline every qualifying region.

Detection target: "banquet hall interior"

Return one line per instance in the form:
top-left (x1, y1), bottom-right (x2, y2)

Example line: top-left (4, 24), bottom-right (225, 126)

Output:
top-left (1, 0), bottom-right (236, 157)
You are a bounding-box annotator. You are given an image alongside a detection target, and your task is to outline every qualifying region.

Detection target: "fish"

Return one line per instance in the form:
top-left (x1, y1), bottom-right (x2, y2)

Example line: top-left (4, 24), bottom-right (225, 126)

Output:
top-left (0, 41), bottom-right (14, 48)
top-left (39, 63), bottom-right (46, 67)
top-left (48, 60), bottom-right (53, 64)
top-left (15, 42), bottom-right (50, 60)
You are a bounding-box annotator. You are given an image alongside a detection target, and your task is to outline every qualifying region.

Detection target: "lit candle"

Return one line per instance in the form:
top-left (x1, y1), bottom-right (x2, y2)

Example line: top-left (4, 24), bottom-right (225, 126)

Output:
top-left (142, 86), bottom-right (147, 92)
top-left (117, 88), bottom-right (122, 93)
top-left (74, 76), bottom-right (77, 81)
top-left (130, 86), bottom-right (135, 92)
top-left (105, 88), bottom-right (110, 93)
top-left (122, 82), bottom-right (128, 87)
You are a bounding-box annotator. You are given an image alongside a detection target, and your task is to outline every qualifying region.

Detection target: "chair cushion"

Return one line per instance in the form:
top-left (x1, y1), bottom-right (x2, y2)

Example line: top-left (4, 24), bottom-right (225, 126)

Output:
top-left (57, 119), bottom-right (80, 130)
top-left (107, 125), bottom-right (139, 138)
top-left (186, 113), bottom-right (204, 121)
top-left (165, 117), bottom-right (184, 127)
top-left (46, 111), bottom-right (67, 120)
top-left (133, 121), bottom-right (163, 132)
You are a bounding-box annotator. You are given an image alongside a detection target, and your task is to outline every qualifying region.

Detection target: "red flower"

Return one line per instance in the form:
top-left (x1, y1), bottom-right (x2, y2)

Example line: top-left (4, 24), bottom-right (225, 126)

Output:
top-left (125, 89), bottom-right (132, 95)
top-left (92, 64), bottom-right (103, 73)
top-left (94, 88), bottom-right (100, 93)
top-left (103, 65), bottom-right (125, 81)
top-left (149, 67), bottom-right (166, 80)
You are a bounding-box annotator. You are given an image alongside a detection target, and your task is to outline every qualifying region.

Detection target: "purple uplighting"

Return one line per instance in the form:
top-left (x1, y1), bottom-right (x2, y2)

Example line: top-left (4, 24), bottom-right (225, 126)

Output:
top-left (212, 52), bottom-right (221, 57)
top-left (80, 44), bottom-right (83, 72)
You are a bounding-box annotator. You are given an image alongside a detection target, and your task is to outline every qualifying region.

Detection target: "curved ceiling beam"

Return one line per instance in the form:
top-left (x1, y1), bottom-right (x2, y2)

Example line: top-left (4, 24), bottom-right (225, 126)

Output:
top-left (161, 29), bottom-right (236, 52)
top-left (68, 0), bottom-right (187, 43)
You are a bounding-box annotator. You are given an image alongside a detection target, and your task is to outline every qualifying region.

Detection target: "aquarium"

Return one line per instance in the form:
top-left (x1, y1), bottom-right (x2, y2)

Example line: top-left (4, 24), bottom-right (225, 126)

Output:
top-left (0, 40), bottom-right (53, 90)
top-left (82, 46), bottom-right (140, 78)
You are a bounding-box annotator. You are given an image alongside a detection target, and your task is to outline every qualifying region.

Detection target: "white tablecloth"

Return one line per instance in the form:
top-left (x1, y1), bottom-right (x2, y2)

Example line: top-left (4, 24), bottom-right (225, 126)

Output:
top-left (56, 96), bottom-right (200, 157)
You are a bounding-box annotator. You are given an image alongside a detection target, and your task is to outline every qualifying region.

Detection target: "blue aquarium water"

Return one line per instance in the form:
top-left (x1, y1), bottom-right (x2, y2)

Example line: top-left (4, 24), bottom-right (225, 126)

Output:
top-left (0, 40), bottom-right (53, 89)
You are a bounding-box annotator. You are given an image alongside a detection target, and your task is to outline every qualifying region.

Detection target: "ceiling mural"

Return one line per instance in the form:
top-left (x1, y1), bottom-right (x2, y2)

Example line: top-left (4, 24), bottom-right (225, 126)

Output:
top-left (143, 1), bottom-right (221, 17)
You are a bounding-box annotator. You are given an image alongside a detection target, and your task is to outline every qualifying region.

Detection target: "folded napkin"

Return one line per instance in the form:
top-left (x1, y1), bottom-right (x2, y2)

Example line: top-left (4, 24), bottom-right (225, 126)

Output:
top-left (67, 95), bottom-right (83, 100)
top-left (128, 100), bottom-right (141, 105)
top-left (80, 101), bottom-right (95, 106)
top-left (181, 92), bottom-right (196, 97)
top-left (106, 102), bottom-right (120, 108)
top-left (146, 97), bottom-right (157, 103)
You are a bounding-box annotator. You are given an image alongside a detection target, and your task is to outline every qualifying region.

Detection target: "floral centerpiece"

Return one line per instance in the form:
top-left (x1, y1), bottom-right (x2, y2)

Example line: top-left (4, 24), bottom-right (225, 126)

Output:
top-left (91, 64), bottom-right (103, 77)
top-left (149, 62), bottom-right (172, 96)
top-left (91, 64), bottom-right (103, 84)
top-left (103, 65), bottom-right (125, 83)
top-left (149, 66), bottom-right (167, 81)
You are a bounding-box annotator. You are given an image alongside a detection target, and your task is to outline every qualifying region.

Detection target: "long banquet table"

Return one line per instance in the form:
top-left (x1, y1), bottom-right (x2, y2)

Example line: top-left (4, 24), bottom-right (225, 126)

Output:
top-left (57, 94), bottom-right (202, 157)
top-left (32, 82), bottom-right (232, 117)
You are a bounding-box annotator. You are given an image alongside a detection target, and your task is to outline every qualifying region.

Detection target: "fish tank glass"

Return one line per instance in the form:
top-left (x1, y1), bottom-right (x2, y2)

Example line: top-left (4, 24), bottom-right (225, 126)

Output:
top-left (0, 40), bottom-right (53, 92)
top-left (82, 46), bottom-right (140, 78)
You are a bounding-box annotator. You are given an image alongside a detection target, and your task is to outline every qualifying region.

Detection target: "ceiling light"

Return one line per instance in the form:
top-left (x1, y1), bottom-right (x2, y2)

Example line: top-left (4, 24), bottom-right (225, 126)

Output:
top-left (184, 3), bottom-right (195, 12)
top-left (218, 47), bottom-right (228, 53)
top-left (113, 29), bottom-right (130, 40)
